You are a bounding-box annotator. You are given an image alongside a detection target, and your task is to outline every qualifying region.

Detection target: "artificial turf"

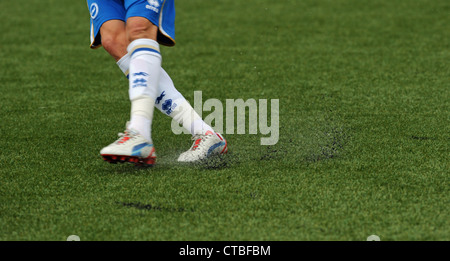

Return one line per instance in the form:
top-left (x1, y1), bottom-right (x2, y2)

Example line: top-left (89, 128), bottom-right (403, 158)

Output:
top-left (0, 0), bottom-right (448, 241)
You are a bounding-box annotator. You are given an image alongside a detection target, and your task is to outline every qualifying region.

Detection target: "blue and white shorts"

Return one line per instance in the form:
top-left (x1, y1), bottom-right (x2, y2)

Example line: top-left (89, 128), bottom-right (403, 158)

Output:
top-left (87, 0), bottom-right (175, 48)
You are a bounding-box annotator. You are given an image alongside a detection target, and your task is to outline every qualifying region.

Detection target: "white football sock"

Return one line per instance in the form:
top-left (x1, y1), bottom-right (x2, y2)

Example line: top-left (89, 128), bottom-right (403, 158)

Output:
top-left (128, 97), bottom-right (153, 141)
top-left (117, 53), bottom-right (214, 136)
top-left (171, 100), bottom-right (214, 135)
top-left (126, 39), bottom-right (161, 141)
top-left (116, 54), bottom-right (130, 78)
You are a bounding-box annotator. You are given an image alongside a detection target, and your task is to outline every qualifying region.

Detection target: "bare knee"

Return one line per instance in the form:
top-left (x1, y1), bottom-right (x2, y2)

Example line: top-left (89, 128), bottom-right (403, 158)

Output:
top-left (126, 17), bottom-right (158, 42)
top-left (101, 34), bottom-right (127, 60)
top-left (100, 20), bottom-right (128, 61)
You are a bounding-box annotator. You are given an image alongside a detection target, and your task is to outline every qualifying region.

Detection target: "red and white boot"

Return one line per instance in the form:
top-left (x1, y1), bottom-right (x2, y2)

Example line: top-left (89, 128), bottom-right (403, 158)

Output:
top-left (100, 129), bottom-right (156, 166)
top-left (177, 131), bottom-right (227, 163)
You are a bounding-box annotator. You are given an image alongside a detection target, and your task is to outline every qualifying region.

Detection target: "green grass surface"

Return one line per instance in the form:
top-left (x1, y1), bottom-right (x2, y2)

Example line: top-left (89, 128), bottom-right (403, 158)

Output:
top-left (0, 0), bottom-right (448, 241)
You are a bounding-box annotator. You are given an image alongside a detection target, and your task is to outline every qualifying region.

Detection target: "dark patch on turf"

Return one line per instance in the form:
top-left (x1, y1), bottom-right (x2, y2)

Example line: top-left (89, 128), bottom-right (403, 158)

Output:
top-left (259, 140), bottom-right (289, 161)
top-left (302, 102), bottom-right (351, 163)
top-left (306, 125), bottom-right (349, 162)
top-left (196, 152), bottom-right (241, 170)
top-left (118, 202), bottom-right (193, 212)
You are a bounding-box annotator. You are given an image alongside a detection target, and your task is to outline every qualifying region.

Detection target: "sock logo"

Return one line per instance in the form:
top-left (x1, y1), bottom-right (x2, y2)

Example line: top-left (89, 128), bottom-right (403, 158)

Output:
top-left (155, 91), bottom-right (166, 104)
top-left (132, 78), bottom-right (147, 88)
top-left (132, 72), bottom-right (149, 88)
top-left (133, 72), bottom-right (149, 77)
top-left (90, 3), bottom-right (99, 19)
top-left (146, 0), bottom-right (161, 13)
top-left (162, 99), bottom-right (177, 115)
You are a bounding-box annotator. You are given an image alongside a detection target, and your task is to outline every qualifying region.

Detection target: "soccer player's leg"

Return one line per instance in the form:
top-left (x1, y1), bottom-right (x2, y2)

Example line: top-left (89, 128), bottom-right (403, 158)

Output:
top-left (87, 0), bottom-right (156, 166)
top-left (101, 17), bottom-right (160, 166)
top-left (154, 69), bottom-right (228, 163)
